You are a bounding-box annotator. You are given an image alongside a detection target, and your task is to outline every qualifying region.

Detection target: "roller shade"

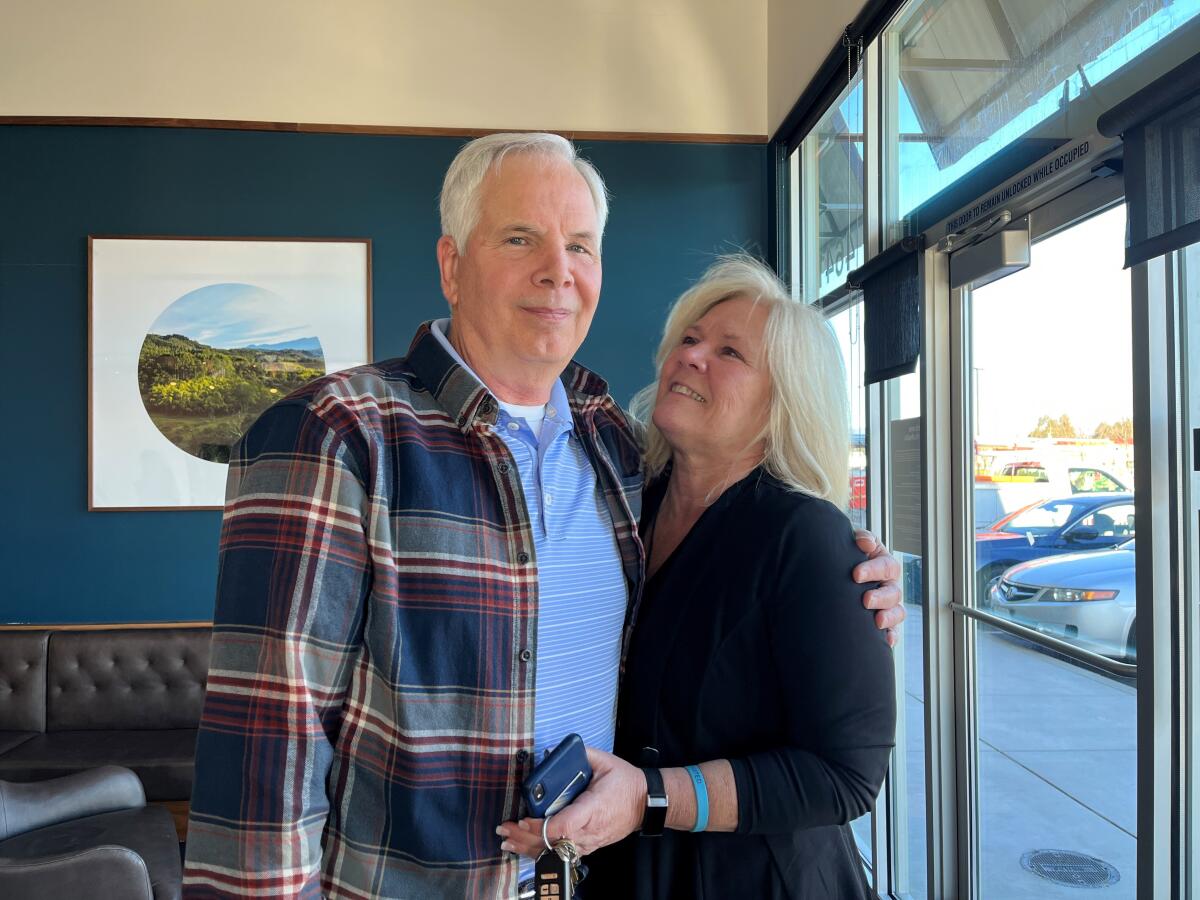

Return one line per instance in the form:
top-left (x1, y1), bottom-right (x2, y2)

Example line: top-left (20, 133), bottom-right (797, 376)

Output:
top-left (1098, 52), bottom-right (1200, 268)
top-left (847, 236), bottom-right (925, 385)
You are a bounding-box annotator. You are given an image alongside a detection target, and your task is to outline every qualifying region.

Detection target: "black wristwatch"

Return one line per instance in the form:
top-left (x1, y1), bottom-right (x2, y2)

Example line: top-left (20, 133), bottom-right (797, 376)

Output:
top-left (640, 766), bottom-right (669, 837)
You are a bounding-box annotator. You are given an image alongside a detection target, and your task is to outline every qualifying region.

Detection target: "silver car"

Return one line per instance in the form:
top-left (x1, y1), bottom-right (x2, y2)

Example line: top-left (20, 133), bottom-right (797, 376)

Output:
top-left (988, 539), bottom-right (1136, 661)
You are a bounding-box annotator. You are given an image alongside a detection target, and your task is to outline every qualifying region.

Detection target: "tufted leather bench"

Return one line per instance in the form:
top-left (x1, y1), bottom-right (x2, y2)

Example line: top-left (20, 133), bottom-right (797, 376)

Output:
top-left (0, 627), bottom-right (210, 835)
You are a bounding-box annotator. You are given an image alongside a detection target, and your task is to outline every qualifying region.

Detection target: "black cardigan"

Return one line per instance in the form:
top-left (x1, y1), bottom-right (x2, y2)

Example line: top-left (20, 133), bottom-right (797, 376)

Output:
top-left (588, 469), bottom-right (896, 900)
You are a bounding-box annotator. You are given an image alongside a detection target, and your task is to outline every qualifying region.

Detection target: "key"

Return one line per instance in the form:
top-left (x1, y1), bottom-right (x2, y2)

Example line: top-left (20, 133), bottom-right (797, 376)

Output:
top-left (556, 840), bottom-right (588, 890)
top-left (535, 839), bottom-right (578, 899)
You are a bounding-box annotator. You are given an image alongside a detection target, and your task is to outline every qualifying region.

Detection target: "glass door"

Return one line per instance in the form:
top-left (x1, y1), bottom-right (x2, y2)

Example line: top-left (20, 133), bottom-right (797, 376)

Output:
top-left (964, 204), bottom-right (1138, 898)
top-left (907, 172), bottom-right (1142, 897)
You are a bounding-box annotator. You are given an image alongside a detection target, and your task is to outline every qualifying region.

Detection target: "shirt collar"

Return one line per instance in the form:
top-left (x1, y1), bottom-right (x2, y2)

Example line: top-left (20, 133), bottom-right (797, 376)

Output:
top-left (429, 318), bottom-right (485, 388)
top-left (431, 318), bottom-right (575, 433)
top-left (406, 320), bottom-right (604, 433)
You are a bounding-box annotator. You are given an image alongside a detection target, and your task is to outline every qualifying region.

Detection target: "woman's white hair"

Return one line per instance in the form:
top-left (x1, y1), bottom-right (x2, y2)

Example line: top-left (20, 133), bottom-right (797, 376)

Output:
top-left (439, 132), bottom-right (609, 252)
top-left (631, 254), bottom-right (851, 509)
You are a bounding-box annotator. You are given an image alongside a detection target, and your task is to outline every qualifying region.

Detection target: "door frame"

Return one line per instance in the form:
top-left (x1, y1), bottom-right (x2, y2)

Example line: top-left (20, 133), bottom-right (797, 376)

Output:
top-left (911, 132), bottom-right (1167, 899)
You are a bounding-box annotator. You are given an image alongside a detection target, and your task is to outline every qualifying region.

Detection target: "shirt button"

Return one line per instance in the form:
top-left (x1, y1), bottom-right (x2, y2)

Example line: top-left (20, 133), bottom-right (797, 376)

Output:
top-left (516, 749), bottom-right (530, 763)
top-left (507, 421), bottom-right (521, 432)
top-left (498, 462), bottom-right (510, 474)
top-left (544, 493), bottom-right (553, 506)
top-left (546, 406), bottom-right (556, 418)
top-left (519, 648), bottom-right (533, 662)
top-left (517, 551), bottom-right (530, 564)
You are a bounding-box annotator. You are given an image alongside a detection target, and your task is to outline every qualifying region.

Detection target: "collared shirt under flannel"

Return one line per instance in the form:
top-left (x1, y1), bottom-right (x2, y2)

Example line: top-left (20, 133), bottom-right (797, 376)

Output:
top-left (183, 322), bottom-right (645, 900)
top-left (428, 319), bottom-right (629, 886)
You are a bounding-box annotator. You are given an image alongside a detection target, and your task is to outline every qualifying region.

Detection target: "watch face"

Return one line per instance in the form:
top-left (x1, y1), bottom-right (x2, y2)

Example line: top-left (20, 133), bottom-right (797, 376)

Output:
top-left (642, 803), bottom-right (668, 836)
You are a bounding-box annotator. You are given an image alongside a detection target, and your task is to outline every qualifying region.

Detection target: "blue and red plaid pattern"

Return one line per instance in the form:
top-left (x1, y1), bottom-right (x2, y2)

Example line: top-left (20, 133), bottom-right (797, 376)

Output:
top-left (183, 322), bottom-right (645, 899)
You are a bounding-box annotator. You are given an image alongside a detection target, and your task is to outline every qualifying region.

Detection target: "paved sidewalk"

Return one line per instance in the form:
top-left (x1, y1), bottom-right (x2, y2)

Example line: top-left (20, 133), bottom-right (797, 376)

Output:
top-left (862, 604), bottom-right (1136, 898)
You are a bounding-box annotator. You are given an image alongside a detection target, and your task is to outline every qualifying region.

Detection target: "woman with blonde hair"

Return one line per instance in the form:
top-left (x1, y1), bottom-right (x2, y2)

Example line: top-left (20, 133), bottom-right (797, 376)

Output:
top-left (502, 255), bottom-right (896, 898)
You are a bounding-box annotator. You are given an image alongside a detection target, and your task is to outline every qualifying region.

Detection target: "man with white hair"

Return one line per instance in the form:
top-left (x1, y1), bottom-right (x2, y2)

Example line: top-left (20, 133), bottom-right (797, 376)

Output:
top-left (182, 133), bottom-right (903, 899)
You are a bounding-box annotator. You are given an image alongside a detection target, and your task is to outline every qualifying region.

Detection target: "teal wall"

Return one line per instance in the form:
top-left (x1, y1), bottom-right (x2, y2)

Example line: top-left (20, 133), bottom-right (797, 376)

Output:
top-left (0, 125), bottom-right (766, 623)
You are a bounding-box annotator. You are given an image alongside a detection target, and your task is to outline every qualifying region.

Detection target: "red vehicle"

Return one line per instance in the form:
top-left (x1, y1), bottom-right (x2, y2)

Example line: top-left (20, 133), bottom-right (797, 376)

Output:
top-left (850, 472), bottom-right (866, 510)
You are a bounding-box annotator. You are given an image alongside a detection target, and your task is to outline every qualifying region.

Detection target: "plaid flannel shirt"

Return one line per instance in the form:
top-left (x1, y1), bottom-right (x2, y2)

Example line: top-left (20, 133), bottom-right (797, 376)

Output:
top-left (183, 323), bottom-right (645, 899)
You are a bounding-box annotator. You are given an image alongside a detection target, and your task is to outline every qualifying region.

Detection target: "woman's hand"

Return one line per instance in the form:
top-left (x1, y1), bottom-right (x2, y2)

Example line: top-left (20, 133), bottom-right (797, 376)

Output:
top-left (497, 746), bottom-right (646, 858)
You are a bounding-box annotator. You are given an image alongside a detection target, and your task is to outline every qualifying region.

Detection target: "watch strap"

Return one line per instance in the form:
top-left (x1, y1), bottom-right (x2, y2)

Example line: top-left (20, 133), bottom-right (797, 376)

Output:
top-left (640, 766), bottom-right (668, 837)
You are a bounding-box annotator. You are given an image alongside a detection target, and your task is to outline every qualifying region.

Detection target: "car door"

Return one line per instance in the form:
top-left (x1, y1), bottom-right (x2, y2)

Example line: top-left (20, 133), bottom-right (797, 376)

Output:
top-left (1058, 502), bottom-right (1136, 551)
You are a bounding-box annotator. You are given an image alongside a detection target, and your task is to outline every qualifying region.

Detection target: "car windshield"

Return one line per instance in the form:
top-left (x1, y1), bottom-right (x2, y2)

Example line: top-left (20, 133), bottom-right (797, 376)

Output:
top-left (1119, 538), bottom-right (1136, 551)
top-left (999, 500), bottom-right (1087, 535)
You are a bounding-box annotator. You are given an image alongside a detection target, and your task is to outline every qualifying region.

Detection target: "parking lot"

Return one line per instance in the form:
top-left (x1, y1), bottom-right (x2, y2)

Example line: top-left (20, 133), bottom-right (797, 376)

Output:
top-left (888, 605), bottom-right (1136, 897)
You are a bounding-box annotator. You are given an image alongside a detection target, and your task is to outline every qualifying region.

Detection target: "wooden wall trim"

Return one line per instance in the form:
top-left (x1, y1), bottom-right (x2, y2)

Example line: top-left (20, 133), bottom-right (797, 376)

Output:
top-left (157, 800), bottom-right (191, 842)
top-left (0, 115), bottom-right (768, 144)
top-left (0, 621), bottom-right (212, 630)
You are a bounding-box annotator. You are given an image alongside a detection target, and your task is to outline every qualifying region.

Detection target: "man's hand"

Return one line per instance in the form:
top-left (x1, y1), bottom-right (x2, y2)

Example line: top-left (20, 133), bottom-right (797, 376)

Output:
top-left (854, 529), bottom-right (906, 647)
top-left (497, 747), bottom-right (644, 859)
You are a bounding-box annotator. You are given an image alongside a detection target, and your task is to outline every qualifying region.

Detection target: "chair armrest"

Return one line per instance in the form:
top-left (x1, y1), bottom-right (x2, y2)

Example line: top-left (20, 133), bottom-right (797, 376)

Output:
top-left (0, 766), bottom-right (146, 840)
top-left (0, 844), bottom-right (153, 900)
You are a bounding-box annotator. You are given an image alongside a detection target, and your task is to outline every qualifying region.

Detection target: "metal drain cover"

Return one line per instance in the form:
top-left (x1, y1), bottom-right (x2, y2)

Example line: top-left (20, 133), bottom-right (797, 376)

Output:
top-left (1021, 850), bottom-right (1120, 888)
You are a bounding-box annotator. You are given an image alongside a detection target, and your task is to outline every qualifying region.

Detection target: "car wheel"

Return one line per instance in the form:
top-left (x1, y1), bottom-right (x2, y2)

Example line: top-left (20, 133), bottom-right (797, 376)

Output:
top-left (976, 564), bottom-right (1008, 607)
top-left (1125, 618), bottom-right (1137, 663)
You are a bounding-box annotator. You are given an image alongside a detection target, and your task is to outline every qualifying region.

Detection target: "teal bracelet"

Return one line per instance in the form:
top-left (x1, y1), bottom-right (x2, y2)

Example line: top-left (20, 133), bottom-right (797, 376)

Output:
top-left (685, 764), bottom-right (709, 833)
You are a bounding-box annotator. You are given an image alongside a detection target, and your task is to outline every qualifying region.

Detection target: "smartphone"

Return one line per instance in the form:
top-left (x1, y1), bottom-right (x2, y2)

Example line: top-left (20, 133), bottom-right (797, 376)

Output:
top-left (522, 733), bottom-right (592, 818)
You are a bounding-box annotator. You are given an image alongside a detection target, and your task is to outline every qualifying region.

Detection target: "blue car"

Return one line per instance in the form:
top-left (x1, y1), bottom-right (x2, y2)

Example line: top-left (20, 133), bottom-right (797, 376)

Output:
top-left (975, 492), bottom-right (1135, 602)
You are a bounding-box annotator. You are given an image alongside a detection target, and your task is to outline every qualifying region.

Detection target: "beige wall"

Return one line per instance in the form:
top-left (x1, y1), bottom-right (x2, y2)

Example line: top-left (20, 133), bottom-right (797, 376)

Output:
top-left (0, 0), bottom-right (771, 136)
top-left (767, 0), bottom-right (869, 135)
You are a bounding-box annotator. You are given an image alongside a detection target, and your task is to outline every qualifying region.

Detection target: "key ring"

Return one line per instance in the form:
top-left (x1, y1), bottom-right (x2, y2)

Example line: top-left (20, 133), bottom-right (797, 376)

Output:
top-left (542, 814), bottom-right (555, 851)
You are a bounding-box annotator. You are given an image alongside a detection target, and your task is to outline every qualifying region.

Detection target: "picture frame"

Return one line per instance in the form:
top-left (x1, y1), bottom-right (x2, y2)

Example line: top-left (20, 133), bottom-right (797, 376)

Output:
top-left (88, 236), bottom-right (372, 511)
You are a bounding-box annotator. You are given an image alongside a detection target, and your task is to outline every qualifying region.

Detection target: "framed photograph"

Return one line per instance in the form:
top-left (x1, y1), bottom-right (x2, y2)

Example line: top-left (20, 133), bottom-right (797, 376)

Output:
top-left (89, 236), bottom-right (372, 510)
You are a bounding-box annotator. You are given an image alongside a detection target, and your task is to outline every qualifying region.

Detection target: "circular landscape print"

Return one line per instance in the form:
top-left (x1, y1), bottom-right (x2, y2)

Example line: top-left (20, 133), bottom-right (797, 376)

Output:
top-left (138, 283), bottom-right (326, 463)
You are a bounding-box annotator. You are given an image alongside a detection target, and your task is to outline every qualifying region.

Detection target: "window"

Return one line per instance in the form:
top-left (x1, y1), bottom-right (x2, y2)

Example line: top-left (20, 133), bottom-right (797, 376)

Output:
top-left (780, 3), bottom-right (1200, 895)
top-left (1070, 504), bottom-right (1136, 540)
top-left (798, 75), bottom-right (866, 300)
top-left (881, 0), bottom-right (1200, 240)
top-left (827, 303), bottom-right (877, 866)
top-left (884, 367), bottom-right (928, 898)
top-left (1001, 500), bottom-right (1084, 534)
top-left (1000, 464), bottom-right (1049, 481)
top-left (1183, 239), bottom-right (1200, 896)
top-left (828, 304), bottom-right (868, 530)
top-left (1069, 468), bottom-right (1127, 493)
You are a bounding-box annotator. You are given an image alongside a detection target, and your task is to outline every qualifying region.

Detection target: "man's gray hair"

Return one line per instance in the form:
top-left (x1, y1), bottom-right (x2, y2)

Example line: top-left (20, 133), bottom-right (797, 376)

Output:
top-left (439, 132), bottom-right (610, 252)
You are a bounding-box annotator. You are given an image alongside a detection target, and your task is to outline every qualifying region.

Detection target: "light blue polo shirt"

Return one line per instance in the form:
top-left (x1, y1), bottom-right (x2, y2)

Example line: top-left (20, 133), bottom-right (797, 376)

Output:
top-left (430, 321), bottom-right (628, 875)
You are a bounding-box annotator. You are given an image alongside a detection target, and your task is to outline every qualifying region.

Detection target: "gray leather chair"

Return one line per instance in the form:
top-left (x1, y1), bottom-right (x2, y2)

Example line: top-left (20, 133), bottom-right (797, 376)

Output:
top-left (0, 765), bottom-right (181, 900)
